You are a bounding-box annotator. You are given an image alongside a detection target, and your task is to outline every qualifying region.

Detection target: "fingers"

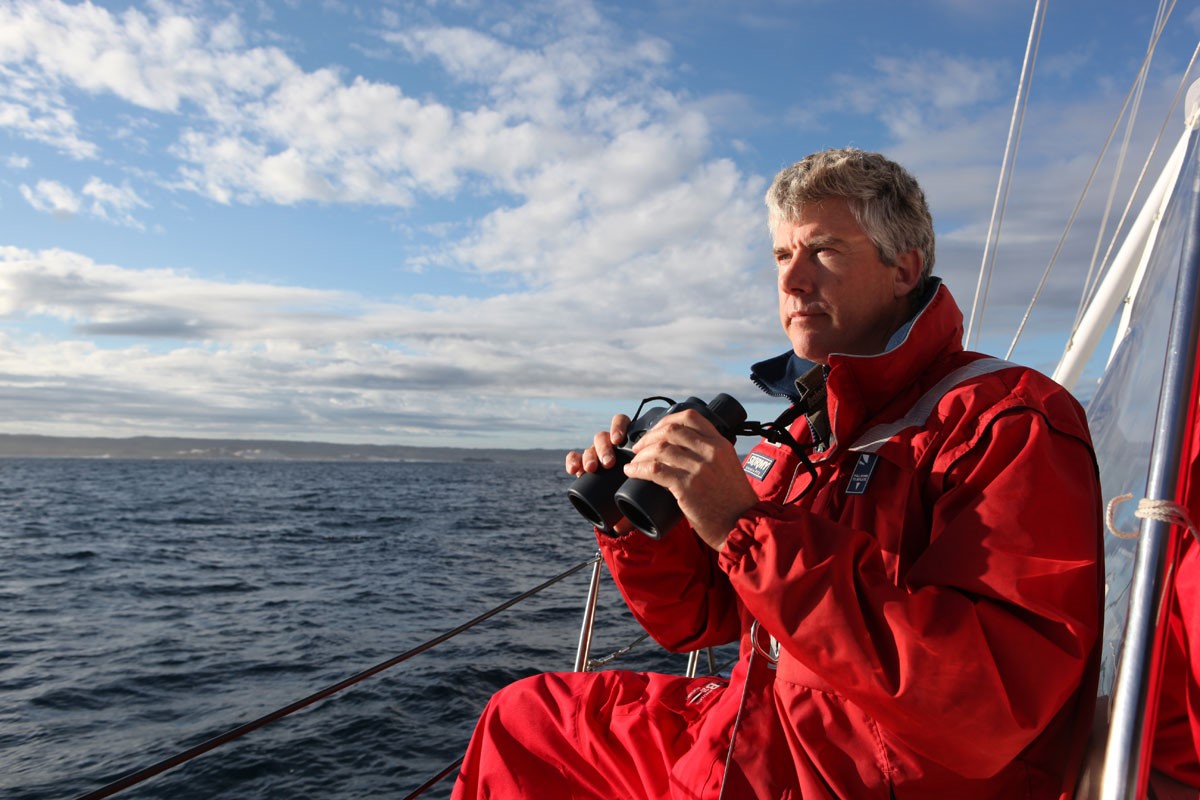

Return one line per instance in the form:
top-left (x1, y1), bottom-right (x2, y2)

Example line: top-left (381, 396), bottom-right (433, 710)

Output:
top-left (610, 414), bottom-right (630, 446)
top-left (630, 409), bottom-right (720, 456)
top-left (623, 412), bottom-right (713, 488)
top-left (622, 409), bottom-right (739, 502)
top-left (593, 414), bottom-right (630, 468)
top-left (564, 413), bottom-right (632, 476)
top-left (622, 437), bottom-right (699, 491)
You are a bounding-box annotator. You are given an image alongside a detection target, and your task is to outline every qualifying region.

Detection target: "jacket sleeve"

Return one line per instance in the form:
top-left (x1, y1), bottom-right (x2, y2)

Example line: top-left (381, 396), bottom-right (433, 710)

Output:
top-left (598, 519), bottom-right (744, 653)
top-left (719, 409), bottom-right (1102, 777)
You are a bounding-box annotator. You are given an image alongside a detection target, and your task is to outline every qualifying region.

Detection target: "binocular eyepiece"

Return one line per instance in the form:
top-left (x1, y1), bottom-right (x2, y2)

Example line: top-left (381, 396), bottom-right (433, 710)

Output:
top-left (567, 393), bottom-right (747, 539)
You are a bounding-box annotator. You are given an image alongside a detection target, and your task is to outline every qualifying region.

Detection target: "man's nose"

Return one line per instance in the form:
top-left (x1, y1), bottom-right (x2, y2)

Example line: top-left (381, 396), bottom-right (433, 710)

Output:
top-left (778, 253), bottom-right (814, 293)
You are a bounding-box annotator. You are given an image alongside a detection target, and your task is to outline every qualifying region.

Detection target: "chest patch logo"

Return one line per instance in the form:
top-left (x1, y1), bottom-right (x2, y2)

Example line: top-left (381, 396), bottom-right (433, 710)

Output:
top-left (845, 453), bottom-right (879, 495)
top-left (743, 452), bottom-right (776, 481)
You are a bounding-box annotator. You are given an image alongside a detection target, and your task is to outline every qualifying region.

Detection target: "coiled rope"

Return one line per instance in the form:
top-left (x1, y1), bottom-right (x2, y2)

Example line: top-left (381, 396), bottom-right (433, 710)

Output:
top-left (74, 554), bottom-right (602, 800)
top-left (1106, 493), bottom-right (1198, 540)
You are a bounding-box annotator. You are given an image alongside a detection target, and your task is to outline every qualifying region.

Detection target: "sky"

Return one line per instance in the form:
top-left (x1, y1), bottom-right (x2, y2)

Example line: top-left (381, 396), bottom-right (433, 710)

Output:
top-left (1, 0), bottom-right (1198, 450)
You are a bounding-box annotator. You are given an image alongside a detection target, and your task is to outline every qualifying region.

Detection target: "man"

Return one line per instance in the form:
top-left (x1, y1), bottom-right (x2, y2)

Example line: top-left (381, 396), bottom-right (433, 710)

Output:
top-left (451, 148), bottom-right (1102, 799)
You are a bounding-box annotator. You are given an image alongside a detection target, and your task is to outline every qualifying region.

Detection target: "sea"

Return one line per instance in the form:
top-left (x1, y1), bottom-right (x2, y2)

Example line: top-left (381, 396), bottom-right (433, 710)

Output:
top-left (1, 457), bottom-right (690, 800)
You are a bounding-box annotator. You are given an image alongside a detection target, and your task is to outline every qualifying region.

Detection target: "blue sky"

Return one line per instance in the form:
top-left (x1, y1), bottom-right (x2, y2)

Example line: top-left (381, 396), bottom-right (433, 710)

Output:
top-left (1, 0), bottom-right (1198, 449)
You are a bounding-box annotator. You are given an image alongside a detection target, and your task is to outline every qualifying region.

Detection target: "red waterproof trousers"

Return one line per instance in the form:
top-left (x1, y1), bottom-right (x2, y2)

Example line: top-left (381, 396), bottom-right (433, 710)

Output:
top-left (453, 670), bottom-right (742, 799)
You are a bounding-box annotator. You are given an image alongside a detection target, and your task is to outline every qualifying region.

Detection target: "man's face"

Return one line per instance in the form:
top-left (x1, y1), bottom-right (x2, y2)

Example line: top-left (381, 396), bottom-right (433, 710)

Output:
top-left (773, 197), bottom-right (920, 364)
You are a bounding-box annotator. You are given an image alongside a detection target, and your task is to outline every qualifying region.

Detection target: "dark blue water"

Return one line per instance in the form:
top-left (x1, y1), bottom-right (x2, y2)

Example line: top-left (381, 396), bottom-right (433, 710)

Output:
top-left (1, 458), bottom-right (686, 799)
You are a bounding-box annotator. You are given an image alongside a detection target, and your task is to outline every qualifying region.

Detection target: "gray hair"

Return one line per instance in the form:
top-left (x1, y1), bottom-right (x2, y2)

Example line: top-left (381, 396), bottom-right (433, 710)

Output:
top-left (765, 148), bottom-right (936, 293)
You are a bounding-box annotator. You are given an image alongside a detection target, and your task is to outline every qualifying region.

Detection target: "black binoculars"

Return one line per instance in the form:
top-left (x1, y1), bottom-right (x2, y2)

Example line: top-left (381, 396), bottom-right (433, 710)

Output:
top-left (567, 394), bottom-right (747, 539)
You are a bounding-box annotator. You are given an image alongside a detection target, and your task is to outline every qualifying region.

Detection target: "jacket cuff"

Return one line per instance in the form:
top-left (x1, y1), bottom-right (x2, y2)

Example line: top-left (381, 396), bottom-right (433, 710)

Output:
top-left (594, 524), bottom-right (663, 554)
top-left (718, 501), bottom-right (784, 570)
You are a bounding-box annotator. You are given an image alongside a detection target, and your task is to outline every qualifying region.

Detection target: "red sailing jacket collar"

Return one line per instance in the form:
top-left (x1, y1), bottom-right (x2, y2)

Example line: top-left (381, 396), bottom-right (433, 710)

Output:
top-left (750, 279), bottom-right (967, 451)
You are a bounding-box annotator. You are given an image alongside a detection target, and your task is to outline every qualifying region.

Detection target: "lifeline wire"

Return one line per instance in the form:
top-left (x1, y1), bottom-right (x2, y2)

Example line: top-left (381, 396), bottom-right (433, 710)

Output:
top-left (402, 756), bottom-right (466, 800)
top-left (74, 554), bottom-right (602, 800)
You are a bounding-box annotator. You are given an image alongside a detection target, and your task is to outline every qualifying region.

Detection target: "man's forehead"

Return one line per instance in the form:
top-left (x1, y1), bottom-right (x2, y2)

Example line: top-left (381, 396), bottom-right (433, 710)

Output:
top-left (772, 209), bottom-right (865, 247)
top-left (773, 228), bottom-right (848, 249)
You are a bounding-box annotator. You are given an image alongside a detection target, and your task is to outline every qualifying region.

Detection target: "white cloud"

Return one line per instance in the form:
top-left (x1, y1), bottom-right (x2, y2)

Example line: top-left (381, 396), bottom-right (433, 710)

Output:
top-left (18, 176), bottom-right (149, 227)
top-left (82, 177), bottom-right (149, 228)
top-left (19, 178), bottom-right (80, 216)
top-left (0, 65), bottom-right (98, 158)
top-left (828, 52), bottom-right (1008, 141)
top-left (0, 0), bottom-right (689, 217)
top-left (0, 245), bottom-right (348, 331)
top-left (0, 243), bottom-right (779, 444)
top-left (0, 2), bottom-right (285, 113)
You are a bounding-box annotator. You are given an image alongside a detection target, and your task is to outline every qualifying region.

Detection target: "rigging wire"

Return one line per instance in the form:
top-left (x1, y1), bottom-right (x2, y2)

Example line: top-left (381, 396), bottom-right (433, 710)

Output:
top-left (1071, 39), bottom-right (1200, 340)
top-left (1073, 0), bottom-right (1168, 321)
top-left (73, 554), bottom-right (602, 800)
top-left (1005, 0), bottom-right (1178, 360)
top-left (966, 0), bottom-right (1046, 350)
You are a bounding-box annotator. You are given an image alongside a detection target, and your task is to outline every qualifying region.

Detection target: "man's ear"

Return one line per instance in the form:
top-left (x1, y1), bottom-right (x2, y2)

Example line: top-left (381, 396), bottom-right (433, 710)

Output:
top-left (892, 248), bottom-right (924, 298)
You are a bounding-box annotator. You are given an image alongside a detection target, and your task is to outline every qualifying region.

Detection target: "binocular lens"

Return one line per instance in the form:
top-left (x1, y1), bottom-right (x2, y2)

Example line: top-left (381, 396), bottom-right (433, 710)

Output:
top-left (566, 449), bottom-right (634, 536)
top-left (614, 483), bottom-right (679, 540)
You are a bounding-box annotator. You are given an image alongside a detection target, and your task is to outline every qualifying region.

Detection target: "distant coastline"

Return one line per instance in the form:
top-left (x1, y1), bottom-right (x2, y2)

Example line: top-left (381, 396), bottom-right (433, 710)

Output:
top-left (0, 433), bottom-right (563, 464)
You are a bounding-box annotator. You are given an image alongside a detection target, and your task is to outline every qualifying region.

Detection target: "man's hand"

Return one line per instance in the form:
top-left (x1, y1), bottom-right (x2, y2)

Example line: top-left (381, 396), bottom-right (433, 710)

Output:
top-left (623, 409), bottom-right (758, 551)
top-left (565, 414), bottom-right (636, 535)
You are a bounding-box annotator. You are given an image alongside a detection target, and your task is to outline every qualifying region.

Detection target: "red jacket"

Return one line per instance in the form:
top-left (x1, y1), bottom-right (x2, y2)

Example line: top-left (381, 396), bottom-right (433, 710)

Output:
top-left (600, 284), bottom-right (1103, 798)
